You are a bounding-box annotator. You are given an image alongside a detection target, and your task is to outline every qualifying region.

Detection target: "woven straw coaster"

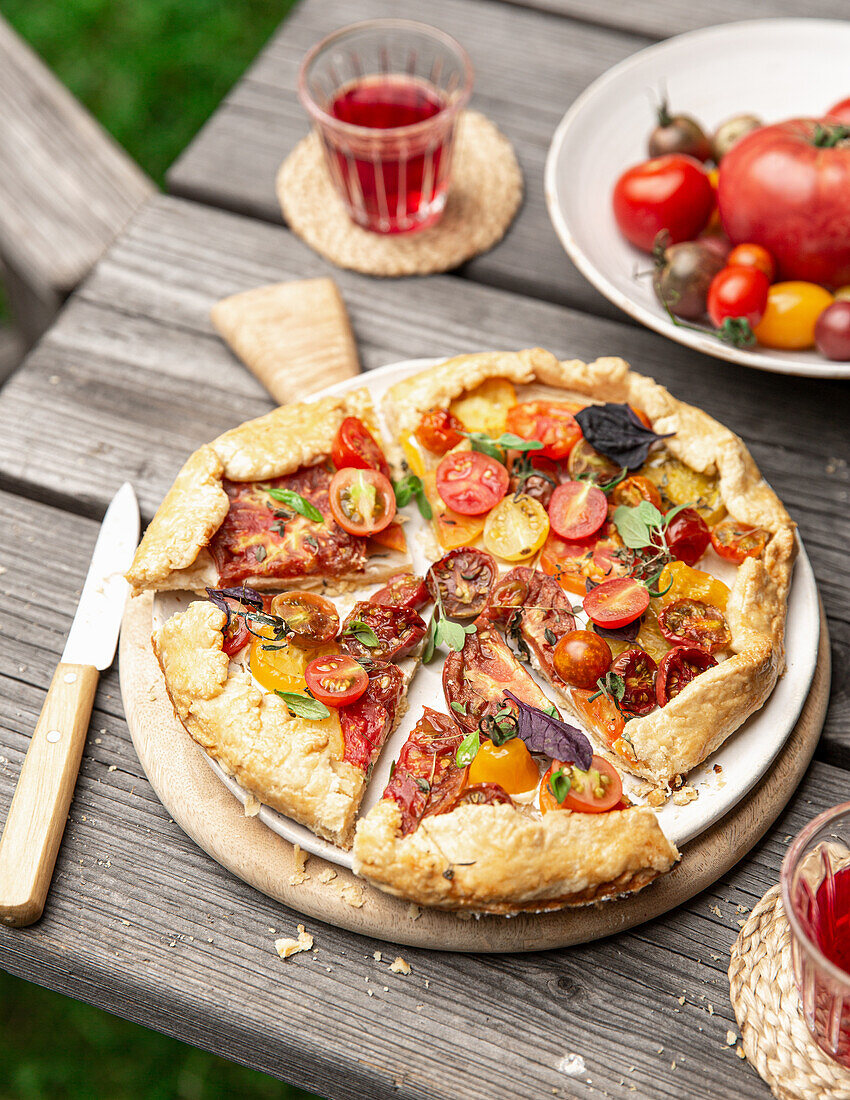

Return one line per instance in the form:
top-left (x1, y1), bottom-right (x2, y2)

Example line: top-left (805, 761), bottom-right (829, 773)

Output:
top-left (729, 884), bottom-right (850, 1099)
top-left (276, 110), bottom-right (523, 276)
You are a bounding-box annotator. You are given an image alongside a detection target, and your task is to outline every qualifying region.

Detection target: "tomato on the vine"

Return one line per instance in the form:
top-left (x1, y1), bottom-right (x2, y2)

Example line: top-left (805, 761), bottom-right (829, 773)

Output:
top-left (305, 654), bottom-right (368, 708)
top-left (414, 407), bottom-right (465, 455)
top-left (505, 401), bottom-right (583, 460)
top-left (665, 507), bottom-right (710, 566)
top-left (710, 520), bottom-right (769, 564)
top-left (610, 647), bottom-right (658, 716)
top-left (548, 480), bottom-right (608, 540)
top-left (656, 646), bottom-right (717, 705)
top-left (613, 154), bottom-right (715, 252)
top-left (329, 468), bottom-right (396, 536)
top-left (435, 451), bottom-right (509, 516)
top-left (331, 417), bottom-right (390, 479)
top-left (552, 630), bottom-right (613, 690)
top-left (583, 577), bottom-right (650, 629)
top-left (727, 243), bottom-right (776, 282)
top-left (707, 265), bottom-right (770, 328)
top-left (539, 756), bottom-right (623, 814)
top-left (754, 282), bottom-right (834, 350)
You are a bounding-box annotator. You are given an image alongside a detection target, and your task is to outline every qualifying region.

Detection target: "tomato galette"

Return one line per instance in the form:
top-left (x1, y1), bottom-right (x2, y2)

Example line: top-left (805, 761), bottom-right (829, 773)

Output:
top-left (131, 347), bottom-right (796, 913)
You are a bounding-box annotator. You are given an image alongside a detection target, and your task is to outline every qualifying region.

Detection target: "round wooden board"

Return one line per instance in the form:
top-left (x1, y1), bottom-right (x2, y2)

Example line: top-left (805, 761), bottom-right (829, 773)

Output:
top-left (119, 591), bottom-right (830, 953)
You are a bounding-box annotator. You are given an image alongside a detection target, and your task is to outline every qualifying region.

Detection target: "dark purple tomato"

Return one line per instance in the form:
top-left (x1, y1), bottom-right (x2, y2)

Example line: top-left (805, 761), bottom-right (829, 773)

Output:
top-left (815, 301), bottom-right (850, 361)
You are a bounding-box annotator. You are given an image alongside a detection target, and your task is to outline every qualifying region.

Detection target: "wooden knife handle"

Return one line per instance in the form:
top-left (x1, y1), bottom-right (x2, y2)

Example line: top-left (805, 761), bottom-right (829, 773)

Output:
top-left (0, 662), bottom-right (99, 927)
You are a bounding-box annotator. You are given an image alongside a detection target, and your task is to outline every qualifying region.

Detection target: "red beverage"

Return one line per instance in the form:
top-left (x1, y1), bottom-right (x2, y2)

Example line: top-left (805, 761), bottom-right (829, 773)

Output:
top-left (812, 864), bottom-right (850, 975)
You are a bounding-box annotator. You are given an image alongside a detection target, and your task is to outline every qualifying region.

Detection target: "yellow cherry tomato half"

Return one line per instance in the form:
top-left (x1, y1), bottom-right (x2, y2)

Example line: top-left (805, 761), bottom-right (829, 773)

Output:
top-left (653, 560), bottom-right (730, 612)
top-left (468, 737), bottom-right (539, 795)
top-left (482, 493), bottom-right (550, 562)
top-left (753, 282), bottom-right (834, 350)
top-left (641, 457), bottom-right (726, 526)
top-left (250, 636), bottom-right (339, 695)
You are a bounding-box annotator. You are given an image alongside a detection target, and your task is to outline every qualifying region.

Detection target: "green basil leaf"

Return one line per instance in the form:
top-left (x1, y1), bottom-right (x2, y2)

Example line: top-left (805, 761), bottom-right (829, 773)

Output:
top-left (415, 489), bottom-right (433, 520)
top-left (548, 768), bottom-right (572, 804)
top-left (455, 728), bottom-right (481, 768)
top-left (464, 432), bottom-right (504, 462)
top-left (274, 691), bottom-right (331, 721)
top-left (436, 618), bottom-right (468, 652)
top-left (267, 488), bottom-right (323, 524)
top-left (496, 433), bottom-right (544, 452)
top-left (343, 619), bottom-right (379, 647)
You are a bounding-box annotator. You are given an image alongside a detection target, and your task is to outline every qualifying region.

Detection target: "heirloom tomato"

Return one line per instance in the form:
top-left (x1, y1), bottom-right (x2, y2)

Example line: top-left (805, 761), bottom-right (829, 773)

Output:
top-left (815, 300), bottom-right (850, 360)
top-left (664, 507), bottom-right (710, 566)
top-left (505, 401), bottom-right (583, 461)
top-left (613, 154), bottom-right (714, 252)
top-left (329, 468), bottom-right (396, 535)
top-left (415, 407), bottom-right (464, 455)
top-left (583, 577), bottom-right (650, 629)
top-left (656, 646), bottom-right (717, 706)
top-left (727, 243), bottom-right (776, 281)
top-left (753, 282), bottom-right (834, 350)
top-left (553, 630), bottom-right (613, 690)
top-left (269, 591), bottom-right (340, 648)
top-left (483, 494), bottom-right (550, 562)
top-left (709, 520), bottom-right (769, 564)
top-left (548, 480), bottom-right (608, 540)
top-left (610, 647), bottom-right (658, 716)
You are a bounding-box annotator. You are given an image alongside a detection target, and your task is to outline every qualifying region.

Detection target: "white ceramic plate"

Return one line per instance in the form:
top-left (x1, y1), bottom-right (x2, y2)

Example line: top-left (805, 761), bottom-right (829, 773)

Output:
top-left (154, 357), bottom-right (820, 870)
top-left (545, 19), bottom-right (850, 380)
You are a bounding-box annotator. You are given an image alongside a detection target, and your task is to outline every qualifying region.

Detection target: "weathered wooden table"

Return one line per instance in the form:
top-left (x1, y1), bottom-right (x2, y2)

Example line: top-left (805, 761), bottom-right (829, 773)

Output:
top-left (1, 2), bottom-right (848, 1097)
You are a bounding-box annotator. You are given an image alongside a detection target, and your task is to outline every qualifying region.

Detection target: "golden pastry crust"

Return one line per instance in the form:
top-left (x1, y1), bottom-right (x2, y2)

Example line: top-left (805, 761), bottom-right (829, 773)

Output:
top-left (127, 389), bottom-right (406, 593)
top-left (153, 599), bottom-right (372, 846)
top-left (352, 799), bottom-right (679, 913)
top-left (384, 352), bottom-right (797, 787)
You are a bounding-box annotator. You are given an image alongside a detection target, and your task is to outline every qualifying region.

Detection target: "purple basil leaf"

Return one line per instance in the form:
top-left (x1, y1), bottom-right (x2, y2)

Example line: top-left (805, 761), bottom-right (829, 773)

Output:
top-left (206, 585), bottom-right (263, 629)
top-left (592, 616), bottom-right (642, 644)
top-left (575, 403), bottom-right (673, 469)
top-left (504, 691), bottom-right (593, 770)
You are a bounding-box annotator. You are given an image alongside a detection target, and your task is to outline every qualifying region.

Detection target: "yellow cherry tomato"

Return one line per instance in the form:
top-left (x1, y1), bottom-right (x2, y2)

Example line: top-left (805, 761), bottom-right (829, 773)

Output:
top-left (399, 431), bottom-right (427, 478)
top-left (250, 635), bottom-right (339, 695)
top-left (608, 609), bottom-right (670, 664)
top-left (449, 378), bottom-right (517, 437)
top-left (754, 282), bottom-right (834, 350)
top-left (641, 456), bottom-right (726, 526)
top-left (653, 560), bottom-right (730, 612)
top-left (482, 494), bottom-right (549, 562)
top-left (468, 737), bottom-right (539, 795)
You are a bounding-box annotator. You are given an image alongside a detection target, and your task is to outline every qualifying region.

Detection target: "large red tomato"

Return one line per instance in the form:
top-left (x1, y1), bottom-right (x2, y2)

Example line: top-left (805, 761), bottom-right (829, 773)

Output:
top-left (718, 119), bottom-right (850, 288)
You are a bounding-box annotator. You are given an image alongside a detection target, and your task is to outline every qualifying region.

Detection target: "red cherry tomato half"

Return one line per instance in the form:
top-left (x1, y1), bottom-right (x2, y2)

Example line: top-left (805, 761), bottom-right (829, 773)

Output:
top-left (610, 647), bottom-right (658, 717)
top-left (222, 614), bottom-right (251, 657)
top-left (548, 480), bottom-right (608, 540)
top-left (305, 654), bottom-right (369, 708)
top-left (583, 577), bottom-right (650, 629)
top-left (435, 451), bottom-right (509, 516)
top-left (331, 417), bottom-right (390, 479)
top-left (329, 468), bottom-right (396, 536)
top-left (370, 572), bottom-right (430, 611)
top-left (727, 243), bottom-right (776, 282)
top-left (709, 519), bottom-right (769, 564)
top-left (657, 598), bottom-right (730, 653)
top-left (613, 154), bottom-right (715, 253)
top-left (269, 591), bottom-right (340, 648)
top-left (539, 756), bottom-right (623, 814)
top-left (656, 646), bottom-right (717, 706)
top-left (707, 265), bottom-right (770, 328)
top-left (505, 401), bottom-right (584, 461)
top-left (415, 407), bottom-right (465, 455)
top-left (665, 507), bottom-right (711, 566)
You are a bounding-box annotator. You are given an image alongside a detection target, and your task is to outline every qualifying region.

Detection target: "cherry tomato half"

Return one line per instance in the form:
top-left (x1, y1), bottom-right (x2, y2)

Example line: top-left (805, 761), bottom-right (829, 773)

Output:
top-left (665, 507), bottom-right (710, 566)
top-left (435, 451), bottom-right (509, 516)
top-left (754, 282), bottom-right (834, 350)
top-left (483, 494), bottom-right (550, 562)
top-left (427, 547), bottom-right (497, 620)
top-left (222, 615), bottom-right (251, 657)
top-left (329, 468), bottom-right (396, 536)
top-left (414, 407), bottom-right (465, 455)
top-left (506, 401), bottom-right (584, 461)
top-left (305, 653), bottom-right (369, 708)
top-left (552, 630), bottom-right (613, 690)
top-left (707, 265), bottom-right (770, 328)
top-left (610, 475), bottom-right (662, 510)
top-left (727, 243), bottom-right (776, 282)
top-left (269, 591), bottom-right (340, 648)
top-left (613, 154), bottom-right (715, 253)
top-left (469, 737), bottom-right (539, 795)
top-left (567, 439), bottom-right (623, 485)
top-left (656, 646), bottom-right (717, 706)
top-left (657, 598), bottom-right (730, 653)
top-left (583, 577), bottom-right (650, 629)
top-left (331, 417), bottom-right (390, 479)
top-left (610, 647), bottom-right (658, 716)
top-left (709, 519), bottom-right (769, 564)
top-left (548, 481), bottom-right (608, 540)
top-left (370, 572), bottom-right (430, 611)
top-left (341, 601), bottom-right (427, 663)
top-left (540, 757), bottom-right (623, 814)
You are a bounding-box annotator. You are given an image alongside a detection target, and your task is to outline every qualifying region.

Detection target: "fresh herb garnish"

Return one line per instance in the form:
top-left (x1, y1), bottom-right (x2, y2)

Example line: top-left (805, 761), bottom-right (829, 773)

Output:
top-left (414, 776), bottom-right (431, 794)
top-left (274, 690), bottom-right (331, 721)
top-left (205, 585), bottom-right (263, 630)
top-left (544, 627), bottom-right (558, 646)
top-left (611, 500), bottom-right (691, 594)
top-left (343, 619), bottom-right (380, 647)
top-left (393, 474), bottom-right (433, 520)
top-left (267, 487), bottom-right (323, 523)
top-left (590, 671), bottom-right (626, 706)
top-left (253, 545), bottom-right (267, 563)
top-left (421, 592), bottom-right (477, 663)
top-left (548, 767), bottom-right (572, 804)
top-left (450, 700), bottom-right (467, 715)
top-left (504, 691), bottom-right (593, 770)
top-left (479, 705), bottom-right (519, 746)
top-left (455, 728), bottom-right (481, 767)
top-left (574, 403), bottom-right (673, 469)
top-left (462, 430), bottom-right (543, 464)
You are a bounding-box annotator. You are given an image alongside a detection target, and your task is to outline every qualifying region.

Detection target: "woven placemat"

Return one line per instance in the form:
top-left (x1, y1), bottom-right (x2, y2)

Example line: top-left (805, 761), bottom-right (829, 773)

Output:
top-left (276, 110), bottom-right (523, 276)
top-left (729, 884), bottom-right (850, 1099)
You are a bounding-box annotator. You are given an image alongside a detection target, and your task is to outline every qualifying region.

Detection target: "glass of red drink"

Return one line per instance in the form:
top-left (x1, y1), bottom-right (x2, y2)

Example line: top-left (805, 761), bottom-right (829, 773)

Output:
top-left (782, 800), bottom-right (850, 1067)
top-left (298, 20), bottom-right (473, 234)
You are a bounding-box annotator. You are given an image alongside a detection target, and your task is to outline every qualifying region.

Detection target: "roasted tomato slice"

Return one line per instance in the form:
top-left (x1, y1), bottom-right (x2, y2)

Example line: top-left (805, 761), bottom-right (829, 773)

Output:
top-left (209, 588), bottom-right (263, 657)
top-left (414, 407), bottom-right (465, 455)
top-left (507, 452), bottom-right (560, 507)
top-left (331, 416), bottom-right (390, 479)
top-left (710, 519), bottom-right (769, 564)
top-left (583, 577), bottom-right (650, 629)
top-left (610, 647), bottom-right (658, 717)
top-left (570, 688), bottom-right (625, 746)
top-left (382, 707), bottom-right (465, 834)
top-left (567, 439), bottom-right (623, 485)
top-left (553, 630), bottom-right (613, 690)
top-left (477, 570), bottom-right (530, 627)
top-left (664, 506), bottom-right (711, 566)
top-left (341, 600), bottom-right (427, 663)
top-left (427, 547), bottom-right (497, 620)
top-left (435, 451), bottom-right (509, 516)
top-left (656, 645), bottom-right (717, 706)
top-left (610, 475), bottom-right (662, 510)
top-left (483, 494), bottom-right (550, 562)
top-left (305, 653), bottom-right (369, 708)
top-left (468, 738), bottom-right (539, 795)
top-left (548, 480), bottom-right (608, 540)
top-left (484, 567), bottom-right (576, 681)
top-left (657, 598), bottom-right (730, 653)
top-left (506, 401), bottom-right (584, 460)
top-left (339, 662), bottom-right (403, 772)
top-left (539, 530), bottom-right (597, 596)
top-left (269, 591), bottom-right (340, 648)
top-left (329, 468), bottom-right (396, 536)
top-left (370, 572), bottom-right (430, 611)
top-left (369, 520), bottom-right (407, 555)
top-left (540, 756), bottom-right (623, 814)
top-left (445, 783), bottom-right (515, 809)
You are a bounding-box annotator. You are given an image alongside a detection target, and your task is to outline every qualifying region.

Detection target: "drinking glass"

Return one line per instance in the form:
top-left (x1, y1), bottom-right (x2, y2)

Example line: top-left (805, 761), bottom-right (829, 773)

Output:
top-left (781, 800), bottom-right (850, 1067)
top-left (298, 20), bottom-right (473, 234)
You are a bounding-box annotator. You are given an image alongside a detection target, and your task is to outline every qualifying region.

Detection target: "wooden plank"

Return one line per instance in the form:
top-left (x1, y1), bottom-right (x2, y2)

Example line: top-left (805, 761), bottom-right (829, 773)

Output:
top-left (166, 0), bottom-right (651, 316)
top-left (493, 0), bottom-right (849, 40)
top-left (0, 14), bottom-right (155, 297)
top-left (0, 193), bottom-right (846, 770)
top-left (3, 489), bottom-right (841, 1099)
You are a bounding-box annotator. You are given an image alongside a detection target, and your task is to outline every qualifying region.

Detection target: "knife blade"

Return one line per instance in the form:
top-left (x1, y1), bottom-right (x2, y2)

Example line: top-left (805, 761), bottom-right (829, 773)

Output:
top-left (0, 482), bottom-right (140, 927)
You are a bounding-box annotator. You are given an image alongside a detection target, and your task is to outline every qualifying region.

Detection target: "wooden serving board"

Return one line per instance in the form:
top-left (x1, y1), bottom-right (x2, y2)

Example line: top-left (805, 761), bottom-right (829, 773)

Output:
top-left (119, 591), bottom-right (830, 953)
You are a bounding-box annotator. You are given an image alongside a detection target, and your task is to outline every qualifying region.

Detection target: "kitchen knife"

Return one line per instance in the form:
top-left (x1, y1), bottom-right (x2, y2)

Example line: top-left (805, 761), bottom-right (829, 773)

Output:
top-left (0, 482), bottom-right (139, 927)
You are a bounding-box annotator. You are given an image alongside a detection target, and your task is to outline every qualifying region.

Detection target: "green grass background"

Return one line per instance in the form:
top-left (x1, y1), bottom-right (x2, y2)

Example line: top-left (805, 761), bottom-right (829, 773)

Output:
top-left (0, 3), bottom-right (321, 1096)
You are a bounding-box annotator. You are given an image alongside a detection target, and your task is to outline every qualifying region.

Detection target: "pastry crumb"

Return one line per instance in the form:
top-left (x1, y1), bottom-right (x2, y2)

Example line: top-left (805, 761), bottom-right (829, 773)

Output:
top-left (646, 788), bottom-right (668, 808)
top-left (671, 786), bottom-right (698, 806)
top-left (243, 794), bottom-right (261, 817)
top-left (288, 871), bottom-right (309, 886)
top-left (406, 904), bottom-right (421, 921)
top-left (293, 845), bottom-right (308, 873)
top-left (373, 950), bottom-right (382, 962)
top-left (677, 996), bottom-right (685, 1005)
top-left (726, 1030), bottom-right (737, 1046)
top-left (318, 868), bottom-right (337, 884)
top-left (275, 924), bottom-right (313, 959)
top-left (736, 1046), bottom-right (746, 1060)
top-left (710, 904), bottom-right (723, 917)
top-left (390, 957), bottom-right (411, 975)
top-left (340, 883), bottom-right (365, 908)
top-left (707, 1004), bottom-right (714, 1015)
